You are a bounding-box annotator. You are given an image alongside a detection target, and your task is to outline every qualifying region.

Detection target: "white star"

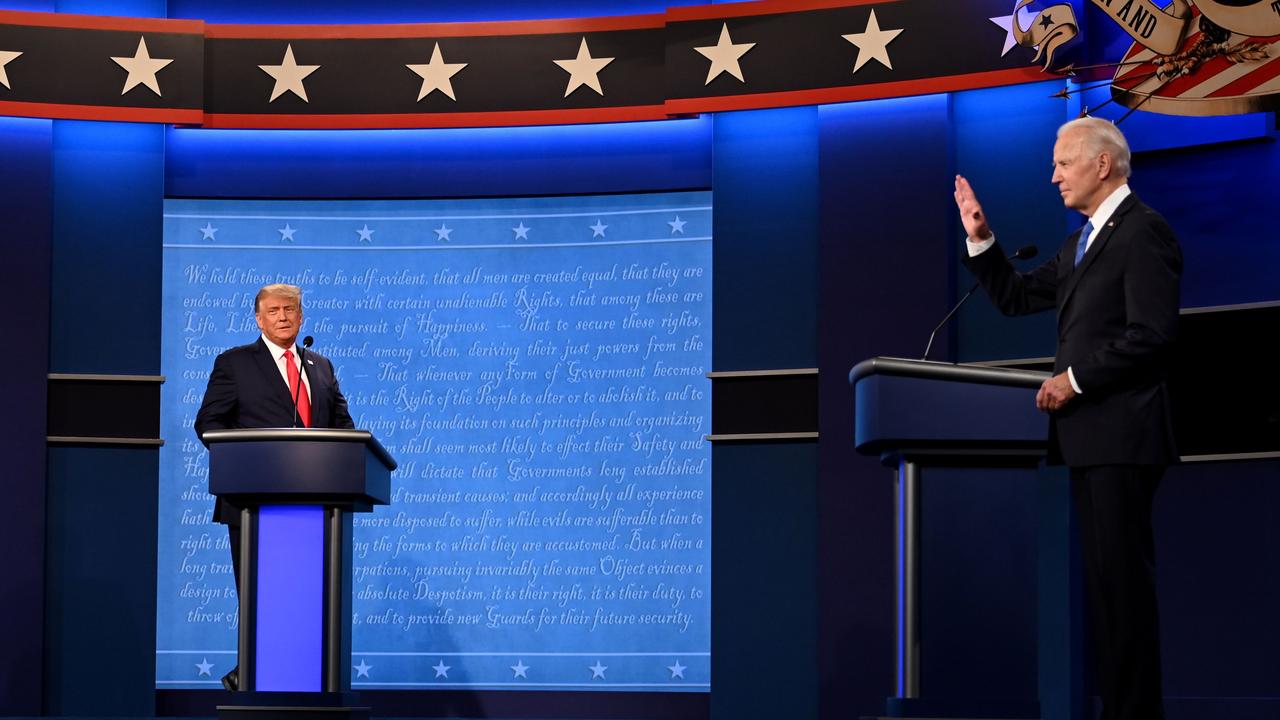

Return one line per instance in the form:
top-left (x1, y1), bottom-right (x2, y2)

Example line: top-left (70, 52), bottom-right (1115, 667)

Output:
top-left (356, 224), bottom-right (374, 243)
top-left (199, 223), bottom-right (218, 241)
top-left (195, 658), bottom-right (214, 677)
top-left (668, 215), bottom-right (687, 234)
top-left (353, 659), bottom-right (372, 678)
top-left (407, 43), bottom-right (467, 102)
top-left (278, 223), bottom-right (297, 242)
top-left (511, 660), bottom-right (530, 678)
top-left (512, 222), bottom-right (530, 240)
top-left (553, 37), bottom-right (614, 97)
top-left (588, 660), bottom-right (608, 679)
top-left (111, 37), bottom-right (173, 96)
top-left (990, 10), bottom-right (1036, 57)
top-left (843, 10), bottom-right (904, 73)
top-left (0, 50), bottom-right (23, 90)
top-left (432, 660), bottom-right (451, 678)
top-left (260, 44), bottom-right (320, 103)
top-left (434, 223), bottom-right (453, 242)
top-left (589, 219), bottom-right (607, 237)
top-left (667, 660), bottom-right (686, 679)
top-left (694, 23), bottom-right (755, 85)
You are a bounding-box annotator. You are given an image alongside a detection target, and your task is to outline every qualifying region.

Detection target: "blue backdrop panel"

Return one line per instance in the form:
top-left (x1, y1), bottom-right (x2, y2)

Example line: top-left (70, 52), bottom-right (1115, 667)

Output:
top-left (157, 191), bottom-right (712, 692)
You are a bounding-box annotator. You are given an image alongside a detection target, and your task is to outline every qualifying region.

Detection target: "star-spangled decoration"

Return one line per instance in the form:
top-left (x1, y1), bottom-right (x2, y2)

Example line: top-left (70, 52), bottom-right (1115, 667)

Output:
top-left (356, 224), bottom-right (374, 242)
top-left (434, 223), bottom-right (453, 241)
top-left (588, 660), bottom-right (608, 679)
top-left (512, 222), bottom-right (530, 240)
top-left (260, 44), bottom-right (320, 103)
top-left (0, 50), bottom-right (22, 90)
top-left (278, 223), bottom-right (297, 242)
top-left (694, 23), bottom-right (755, 85)
top-left (1040, 12), bottom-right (1055, 29)
top-left (510, 660), bottom-right (530, 678)
top-left (589, 219), bottom-right (608, 237)
top-left (199, 223), bottom-right (218, 241)
top-left (110, 37), bottom-right (174, 97)
top-left (354, 659), bottom-right (372, 678)
top-left (668, 215), bottom-right (687, 234)
top-left (406, 43), bottom-right (467, 102)
top-left (553, 37), bottom-right (615, 97)
top-left (842, 10), bottom-right (904, 73)
top-left (989, 9), bottom-right (1036, 57)
top-left (195, 658), bottom-right (214, 677)
top-left (432, 660), bottom-right (451, 678)
top-left (667, 660), bottom-right (686, 679)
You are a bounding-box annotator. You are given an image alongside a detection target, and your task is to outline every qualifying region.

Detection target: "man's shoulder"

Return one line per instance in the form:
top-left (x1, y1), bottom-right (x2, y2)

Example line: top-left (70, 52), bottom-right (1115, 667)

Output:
top-left (216, 339), bottom-right (266, 362)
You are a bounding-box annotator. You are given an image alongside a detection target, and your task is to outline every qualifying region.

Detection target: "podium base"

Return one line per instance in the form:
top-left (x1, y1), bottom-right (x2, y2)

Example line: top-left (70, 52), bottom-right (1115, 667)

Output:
top-left (218, 691), bottom-right (368, 720)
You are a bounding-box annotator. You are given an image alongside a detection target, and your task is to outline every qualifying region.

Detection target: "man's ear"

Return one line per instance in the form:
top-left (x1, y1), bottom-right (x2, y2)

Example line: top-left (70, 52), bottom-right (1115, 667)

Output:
top-left (1097, 151), bottom-right (1113, 180)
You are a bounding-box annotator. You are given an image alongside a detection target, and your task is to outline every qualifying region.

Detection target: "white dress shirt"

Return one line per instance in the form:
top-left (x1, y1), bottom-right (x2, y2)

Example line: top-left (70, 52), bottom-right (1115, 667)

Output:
top-left (262, 334), bottom-right (311, 402)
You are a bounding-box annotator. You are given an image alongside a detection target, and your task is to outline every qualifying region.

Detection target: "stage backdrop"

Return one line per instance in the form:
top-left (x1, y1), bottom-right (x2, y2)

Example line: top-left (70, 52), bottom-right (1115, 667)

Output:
top-left (157, 191), bottom-right (712, 691)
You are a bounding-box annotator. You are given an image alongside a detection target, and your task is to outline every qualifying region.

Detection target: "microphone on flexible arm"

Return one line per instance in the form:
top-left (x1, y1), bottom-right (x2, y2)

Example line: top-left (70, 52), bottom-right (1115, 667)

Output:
top-left (921, 245), bottom-right (1038, 361)
top-left (291, 335), bottom-right (315, 428)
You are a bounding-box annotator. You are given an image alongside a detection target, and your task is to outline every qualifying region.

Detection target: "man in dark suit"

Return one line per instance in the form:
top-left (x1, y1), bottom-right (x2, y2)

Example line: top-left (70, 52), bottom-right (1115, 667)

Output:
top-left (954, 117), bottom-right (1181, 720)
top-left (194, 282), bottom-right (355, 691)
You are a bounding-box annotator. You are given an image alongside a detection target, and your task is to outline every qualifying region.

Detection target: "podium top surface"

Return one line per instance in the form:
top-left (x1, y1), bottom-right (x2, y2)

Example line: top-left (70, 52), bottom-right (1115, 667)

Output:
top-left (848, 356), bottom-right (1049, 389)
top-left (202, 428), bottom-right (397, 471)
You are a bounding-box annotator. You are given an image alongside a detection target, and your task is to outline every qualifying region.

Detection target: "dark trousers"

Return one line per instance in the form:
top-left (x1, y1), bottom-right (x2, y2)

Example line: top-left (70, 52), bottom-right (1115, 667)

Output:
top-left (1070, 465), bottom-right (1165, 720)
top-left (227, 523), bottom-right (242, 593)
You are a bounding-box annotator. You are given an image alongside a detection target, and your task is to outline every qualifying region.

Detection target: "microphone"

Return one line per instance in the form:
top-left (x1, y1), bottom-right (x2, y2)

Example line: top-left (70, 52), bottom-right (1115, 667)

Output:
top-left (921, 245), bottom-right (1038, 361)
top-left (291, 336), bottom-right (315, 428)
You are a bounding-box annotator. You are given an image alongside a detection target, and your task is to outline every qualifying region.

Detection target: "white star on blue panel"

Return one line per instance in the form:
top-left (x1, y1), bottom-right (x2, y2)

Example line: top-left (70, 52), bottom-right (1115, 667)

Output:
top-left (434, 223), bottom-right (453, 242)
top-left (511, 660), bottom-right (529, 678)
top-left (667, 660), bottom-right (686, 679)
top-left (356, 224), bottom-right (374, 243)
top-left (354, 659), bottom-right (372, 678)
top-left (199, 223), bottom-right (218, 240)
top-left (589, 219), bottom-right (608, 237)
top-left (278, 223), bottom-right (297, 242)
top-left (512, 222), bottom-right (530, 240)
top-left (195, 658), bottom-right (214, 677)
top-left (589, 660), bottom-right (607, 679)
top-left (432, 660), bottom-right (451, 678)
top-left (668, 215), bottom-right (687, 234)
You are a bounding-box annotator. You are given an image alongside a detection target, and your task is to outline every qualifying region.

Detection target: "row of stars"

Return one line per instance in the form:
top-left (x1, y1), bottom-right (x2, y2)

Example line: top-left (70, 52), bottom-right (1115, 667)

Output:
top-left (192, 657), bottom-right (690, 680)
top-left (0, 14), bottom-right (906, 100)
top-left (196, 215), bottom-right (691, 243)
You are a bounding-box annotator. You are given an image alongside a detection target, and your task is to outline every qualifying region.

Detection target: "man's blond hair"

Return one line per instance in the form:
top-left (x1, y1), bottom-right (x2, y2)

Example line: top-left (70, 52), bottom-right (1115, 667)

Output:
top-left (254, 283), bottom-right (303, 313)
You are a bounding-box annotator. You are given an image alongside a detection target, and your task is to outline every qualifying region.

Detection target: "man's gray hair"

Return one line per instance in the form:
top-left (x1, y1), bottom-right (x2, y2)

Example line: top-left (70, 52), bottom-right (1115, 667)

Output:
top-left (1058, 117), bottom-right (1131, 179)
top-left (255, 283), bottom-right (303, 313)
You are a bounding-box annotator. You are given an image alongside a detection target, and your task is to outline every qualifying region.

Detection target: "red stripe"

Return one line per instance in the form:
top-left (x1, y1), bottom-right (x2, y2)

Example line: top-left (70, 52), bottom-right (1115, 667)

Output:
top-left (200, 104), bottom-right (670, 129)
top-left (1208, 46), bottom-right (1280, 97)
top-left (0, 9), bottom-right (202, 34)
top-left (664, 67), bottom-right (1048, 114)
top-left (1158, 53), bottom-right (1236, 96)
top-left (0, 100), bottom-right (203, 123)
top-left (205, 13), bottom-right (664, 40)
top-left (668, 0), bottom-right (899, 22)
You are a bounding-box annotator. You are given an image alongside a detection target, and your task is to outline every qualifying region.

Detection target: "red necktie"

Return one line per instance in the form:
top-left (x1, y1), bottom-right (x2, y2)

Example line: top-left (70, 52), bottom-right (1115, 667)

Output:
top-left (284, 349), bottom-right (311, 428)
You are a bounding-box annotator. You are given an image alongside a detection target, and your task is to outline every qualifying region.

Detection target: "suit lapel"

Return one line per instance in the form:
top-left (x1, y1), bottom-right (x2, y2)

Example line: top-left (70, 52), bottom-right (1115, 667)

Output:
top-left (253, 338), bottom-right (296, 410)
top-left (1059, 193), bottom-right (1139, 311)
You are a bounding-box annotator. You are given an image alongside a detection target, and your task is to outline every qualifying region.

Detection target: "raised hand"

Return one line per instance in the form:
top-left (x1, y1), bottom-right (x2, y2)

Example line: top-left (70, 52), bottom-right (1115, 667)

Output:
top-left (954, 175), bottom-right (992, 241)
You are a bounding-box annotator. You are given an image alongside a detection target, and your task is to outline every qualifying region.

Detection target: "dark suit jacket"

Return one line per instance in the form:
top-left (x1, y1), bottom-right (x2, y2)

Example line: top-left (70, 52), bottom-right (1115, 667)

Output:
top-left (963, 193), bottom-right (1181, 467)
top-left (194, 337), bottom-right (355, 523)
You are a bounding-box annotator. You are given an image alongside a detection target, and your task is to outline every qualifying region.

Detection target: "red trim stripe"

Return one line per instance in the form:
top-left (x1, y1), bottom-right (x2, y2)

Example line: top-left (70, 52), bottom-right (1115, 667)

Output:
top-left (0, 9), bottom-right (202, 34)
top-left (0, 100), bottom-right (203, 123)
top-left (664, 67), bottom-right (1048, 114)
top-left (668, 0), bottom-right (896, 23)
top-left (205, 13), bottom-right (665, 40)
top-left (200, 104), bottom-right (670, 129)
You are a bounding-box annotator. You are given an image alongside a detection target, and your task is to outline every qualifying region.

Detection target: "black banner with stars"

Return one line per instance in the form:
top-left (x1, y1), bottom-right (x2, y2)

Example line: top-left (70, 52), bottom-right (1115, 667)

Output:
top-left (0, 1), bottom-right (1048, 129)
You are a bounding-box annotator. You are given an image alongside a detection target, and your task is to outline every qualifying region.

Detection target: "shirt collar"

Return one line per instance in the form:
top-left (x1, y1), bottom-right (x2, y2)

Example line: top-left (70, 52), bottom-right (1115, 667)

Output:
top-left (261, 334), bottom-right (298, 360)
top-left (1086, 183), bottom-right (1130, 229)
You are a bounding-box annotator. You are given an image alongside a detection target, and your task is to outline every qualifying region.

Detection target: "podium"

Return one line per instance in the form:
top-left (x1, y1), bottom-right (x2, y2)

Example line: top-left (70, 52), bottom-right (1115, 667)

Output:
top-left (204, 428), bottom-right (397, 720)
top-left (848, 357), bottom-right (1049, 711)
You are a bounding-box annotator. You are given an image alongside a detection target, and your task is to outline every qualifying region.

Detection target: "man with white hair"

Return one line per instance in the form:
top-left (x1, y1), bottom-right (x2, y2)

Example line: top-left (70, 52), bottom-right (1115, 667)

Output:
top-left (955, 117), bottom-right (1181, 720)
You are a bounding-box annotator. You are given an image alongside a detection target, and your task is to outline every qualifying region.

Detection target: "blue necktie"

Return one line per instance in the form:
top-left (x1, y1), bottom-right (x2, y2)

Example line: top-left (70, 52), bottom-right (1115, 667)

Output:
top-left (1074, 221), bottom-right (1094, 267)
